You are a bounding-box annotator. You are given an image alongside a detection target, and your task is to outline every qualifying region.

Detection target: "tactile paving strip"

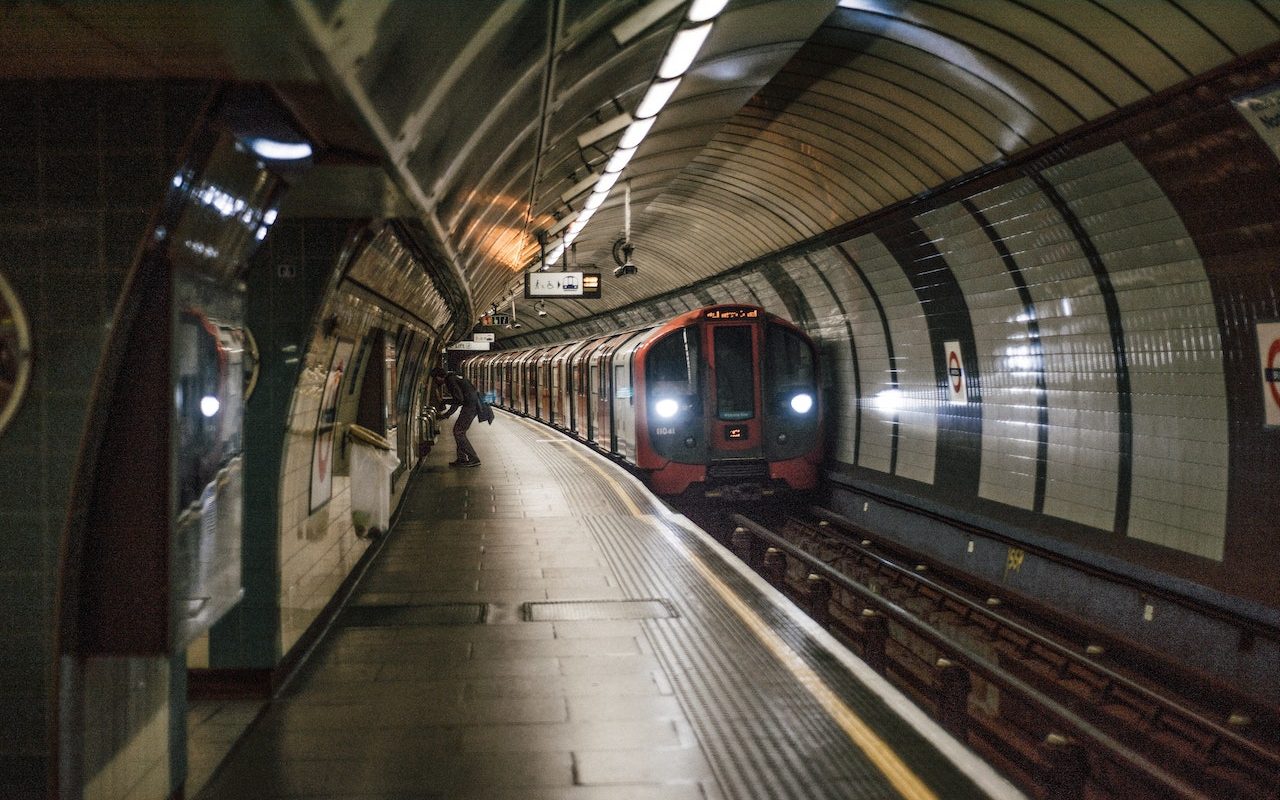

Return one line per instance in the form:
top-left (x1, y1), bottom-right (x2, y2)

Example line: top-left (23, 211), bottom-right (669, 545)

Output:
top-left (522, 598), bottom-right (679, 621)
top-left (503, 416), bottom-right (993, 799)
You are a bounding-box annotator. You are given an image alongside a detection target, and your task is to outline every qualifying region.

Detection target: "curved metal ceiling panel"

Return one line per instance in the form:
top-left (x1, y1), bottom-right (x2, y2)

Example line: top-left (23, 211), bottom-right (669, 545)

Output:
top-left (288, 0), bottom-right (1280, 341)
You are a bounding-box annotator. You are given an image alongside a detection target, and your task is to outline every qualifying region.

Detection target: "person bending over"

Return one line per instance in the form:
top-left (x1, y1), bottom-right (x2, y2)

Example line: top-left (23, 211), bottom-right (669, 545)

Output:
top-left (432, 367), bottom-right (483, 468)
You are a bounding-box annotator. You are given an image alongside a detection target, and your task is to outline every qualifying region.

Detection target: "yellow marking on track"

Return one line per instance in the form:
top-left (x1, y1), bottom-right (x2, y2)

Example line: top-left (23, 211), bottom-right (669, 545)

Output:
top-left (524, 418), bottom-right (937, 800)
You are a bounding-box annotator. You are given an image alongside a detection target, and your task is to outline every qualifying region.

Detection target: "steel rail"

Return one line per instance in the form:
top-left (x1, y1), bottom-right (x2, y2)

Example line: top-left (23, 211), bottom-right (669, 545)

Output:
top-left (730, 512), bottom-right (1211, 800)
top-left (800, 509), bottom-right (1278, 769)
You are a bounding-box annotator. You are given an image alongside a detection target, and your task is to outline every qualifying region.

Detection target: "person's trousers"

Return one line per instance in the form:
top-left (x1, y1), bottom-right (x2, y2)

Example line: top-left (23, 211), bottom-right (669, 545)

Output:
top-left (453, 407), bottom-right (478, 462)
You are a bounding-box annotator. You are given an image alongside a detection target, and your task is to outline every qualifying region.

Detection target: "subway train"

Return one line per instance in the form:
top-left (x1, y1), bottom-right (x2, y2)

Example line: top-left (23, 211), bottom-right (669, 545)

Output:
top-left (464, 304), bottom-right (823, 497)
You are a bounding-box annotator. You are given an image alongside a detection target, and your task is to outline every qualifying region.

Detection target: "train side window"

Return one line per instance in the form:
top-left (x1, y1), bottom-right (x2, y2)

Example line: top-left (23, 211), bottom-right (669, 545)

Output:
top-left (713, 325), bottom-right (754, 421)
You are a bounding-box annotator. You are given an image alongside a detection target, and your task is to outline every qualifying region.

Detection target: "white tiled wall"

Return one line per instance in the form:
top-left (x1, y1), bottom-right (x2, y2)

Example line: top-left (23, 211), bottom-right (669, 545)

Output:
top-left (916, 198), bottom-right (1041, 510)
top-left (277, 335), bottom-right (365, 656)
top-left (813, 245), bottom-right (895, 473)
top-left (693, 142), bottom-right (1231, 563)
top-left (1046, 144), bottom-right (1228, 558)
top-left (988, 176), bottom-right (1121, 531)
top-left (781, 254), bottom-right (859, 464)
top-left (841, 234), bottom-right (937, 485)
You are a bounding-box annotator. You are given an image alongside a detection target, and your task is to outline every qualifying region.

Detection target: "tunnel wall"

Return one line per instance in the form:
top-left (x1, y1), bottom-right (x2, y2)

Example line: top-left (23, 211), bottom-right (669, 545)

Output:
top-left (512, 56), bottom-right (1280, 627)
top-left (0, 79), bottom-right (214, 800)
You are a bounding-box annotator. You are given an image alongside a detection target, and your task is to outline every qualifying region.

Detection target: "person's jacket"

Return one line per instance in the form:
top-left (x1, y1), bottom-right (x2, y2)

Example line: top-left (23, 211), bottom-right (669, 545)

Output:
top-left (440, 372), bottom-right (492, 423)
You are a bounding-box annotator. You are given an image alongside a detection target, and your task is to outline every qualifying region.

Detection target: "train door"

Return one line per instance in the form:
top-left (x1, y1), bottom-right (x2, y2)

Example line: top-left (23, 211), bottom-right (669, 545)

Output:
top-left (611, 329), bottom-right (652, 461)
top-left (594, 333), bottom-right (633, 452)
top-left (704, 319), bottom-right (764, 459)
top-left (537, 349), bottom-right (553, 423)
top-left (572, 339), bottom-right (596, 440)
top-left (587, 351), bottom-right (601, 445)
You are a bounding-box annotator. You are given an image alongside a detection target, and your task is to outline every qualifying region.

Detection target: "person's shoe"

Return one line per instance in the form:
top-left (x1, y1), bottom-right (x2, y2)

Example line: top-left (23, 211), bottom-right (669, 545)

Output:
top-left (459, 460), bottom-right (481, 468)
top-left (448, 460), bottom-right (469, 468)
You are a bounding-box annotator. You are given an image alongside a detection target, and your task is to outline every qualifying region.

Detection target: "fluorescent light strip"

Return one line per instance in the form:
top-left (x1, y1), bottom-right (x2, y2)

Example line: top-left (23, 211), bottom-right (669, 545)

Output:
top-left (657, 23), bottom-right (712, 79)
top-left (605, 146), bottom-right (638, 174)
top-left (688, 0), bottom-right (729, 22)
top-left (583, 190), bottom-right (608, 211)
top-left (619, 116), bottom-right (656, 149)
top-left (560, 171), bottom-right (602, 204)
top-left (577, 204), bottom-right (601, 224)
top-left (575, 112), bottom-right (632, 150)
top-left (636, 77), bottom-right (681, 118)
top-left (245, 137), bottom-right (313, 161)
top-left (611, 0), bottom-right (685, 45)
top-left (594, 171), bottom-right (621, 194)
top-left (546, 244), bottom-right (565, 265)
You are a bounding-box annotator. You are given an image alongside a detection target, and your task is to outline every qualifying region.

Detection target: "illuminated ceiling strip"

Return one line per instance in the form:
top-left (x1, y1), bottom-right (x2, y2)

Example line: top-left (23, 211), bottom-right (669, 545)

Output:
top-left (635, 78), bottom-right (681, 118)
top-left (658, 23), bottom-right (712, 79)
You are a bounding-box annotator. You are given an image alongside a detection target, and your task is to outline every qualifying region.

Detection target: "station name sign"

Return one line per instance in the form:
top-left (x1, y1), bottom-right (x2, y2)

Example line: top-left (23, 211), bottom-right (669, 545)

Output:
top-left (704, 307), bottom-right (760, 320)
top-left (525, 271), bottom-right (601, 299)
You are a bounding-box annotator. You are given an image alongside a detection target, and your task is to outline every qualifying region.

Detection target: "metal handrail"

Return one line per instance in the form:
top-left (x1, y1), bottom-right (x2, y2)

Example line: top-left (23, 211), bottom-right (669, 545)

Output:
top-left (730, 513), bottom-right (1211, 800)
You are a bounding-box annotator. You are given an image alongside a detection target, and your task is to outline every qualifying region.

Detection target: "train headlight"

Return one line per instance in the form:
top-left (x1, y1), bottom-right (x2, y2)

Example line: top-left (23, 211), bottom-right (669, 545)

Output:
top-left (655, 398), bottom-right (679, 419)
top-left (790, 393), bottom-right (813, 414)
top-left (200, 395), bottom-right (221, 417)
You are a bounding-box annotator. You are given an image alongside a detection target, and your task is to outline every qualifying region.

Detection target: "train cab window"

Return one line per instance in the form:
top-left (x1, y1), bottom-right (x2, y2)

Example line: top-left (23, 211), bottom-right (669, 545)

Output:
top-left (713, 325), bottom-right (754, 421)
top-left (765, 323), bottom-right (816, 414)
top-left (646, 329), bottom-right (700, 393)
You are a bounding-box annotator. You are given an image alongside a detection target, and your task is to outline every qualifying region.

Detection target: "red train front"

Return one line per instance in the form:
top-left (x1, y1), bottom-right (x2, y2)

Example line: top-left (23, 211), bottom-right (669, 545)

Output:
top-left (633, 305), bottom-right (822, 495)
top-left (465, 304), bottom-right (823, 497)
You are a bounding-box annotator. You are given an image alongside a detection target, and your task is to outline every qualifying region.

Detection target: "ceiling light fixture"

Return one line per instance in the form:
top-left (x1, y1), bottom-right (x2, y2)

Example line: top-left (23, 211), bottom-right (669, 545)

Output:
top-left (635, 78), bottom-right (681, 119)
top-left (544, 1), bottom-right (728, 271)
top-left (657, 23), bottom-right (712, 79)
top-left (244, 137), bottom-right (313, 161)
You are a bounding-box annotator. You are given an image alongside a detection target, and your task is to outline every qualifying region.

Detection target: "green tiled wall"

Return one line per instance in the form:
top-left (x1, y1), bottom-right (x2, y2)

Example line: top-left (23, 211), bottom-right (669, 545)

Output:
top-left (0, 79), bottom-right (208, 798)
top-left (207, 218), bottom-right (356, 668)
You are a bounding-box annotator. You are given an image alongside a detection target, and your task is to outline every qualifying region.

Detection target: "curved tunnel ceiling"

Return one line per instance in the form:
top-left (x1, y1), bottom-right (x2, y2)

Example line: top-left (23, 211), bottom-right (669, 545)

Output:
top-left (286, 0), bottom-right (1280, 340)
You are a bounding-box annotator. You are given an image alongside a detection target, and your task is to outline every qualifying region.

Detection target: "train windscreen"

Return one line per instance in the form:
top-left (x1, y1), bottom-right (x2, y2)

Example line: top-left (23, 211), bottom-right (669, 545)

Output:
top-left (646, 329), bottom-right (700, 395)
top-left (765, 323), bottom-right (816, 413)
top-left (713, 326), bottom-right (754, 421)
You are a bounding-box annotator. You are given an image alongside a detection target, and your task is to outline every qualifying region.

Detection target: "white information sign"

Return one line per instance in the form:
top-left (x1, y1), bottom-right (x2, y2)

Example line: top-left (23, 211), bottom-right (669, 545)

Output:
top-left (448, 340), bottom-right (491, 351)
top-left (525, 271), bottom-right (601, 298)
top-left (473, 333), bottom-right (495, 342)
top-left (944, 340), bottom-right (966, 404)
top-left (1234, 84), bottom-right (1280, 163)
top-left (1257, 322), bottom-right (1280, 426)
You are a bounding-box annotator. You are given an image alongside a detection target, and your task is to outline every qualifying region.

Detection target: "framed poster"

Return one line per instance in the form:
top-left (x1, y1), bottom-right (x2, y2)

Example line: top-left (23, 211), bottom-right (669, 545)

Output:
top-left (310, 339), bottom-right (354, 512)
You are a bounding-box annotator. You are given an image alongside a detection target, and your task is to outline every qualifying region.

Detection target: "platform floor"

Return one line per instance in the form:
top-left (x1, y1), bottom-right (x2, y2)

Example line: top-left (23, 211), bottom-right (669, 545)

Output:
top-left (197, 412), bottom-right (1022, 800)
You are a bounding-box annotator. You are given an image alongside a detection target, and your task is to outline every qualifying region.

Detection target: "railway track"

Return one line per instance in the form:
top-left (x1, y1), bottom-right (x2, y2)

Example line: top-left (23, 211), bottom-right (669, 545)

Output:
top-left (719, 507), bottom-right (1280, 800)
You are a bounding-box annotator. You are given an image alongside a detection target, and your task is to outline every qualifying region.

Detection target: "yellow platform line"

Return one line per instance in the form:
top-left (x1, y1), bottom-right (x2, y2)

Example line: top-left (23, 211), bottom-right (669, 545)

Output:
top-left (525, 418), bottom-right (937, 800)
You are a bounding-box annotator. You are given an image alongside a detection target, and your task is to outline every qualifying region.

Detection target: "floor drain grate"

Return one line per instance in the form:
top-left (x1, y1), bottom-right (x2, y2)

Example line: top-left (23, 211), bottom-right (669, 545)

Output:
top-left (339, 603), bottom-right (487, 627)
top-left (522, 599), bottom-right (678, 621)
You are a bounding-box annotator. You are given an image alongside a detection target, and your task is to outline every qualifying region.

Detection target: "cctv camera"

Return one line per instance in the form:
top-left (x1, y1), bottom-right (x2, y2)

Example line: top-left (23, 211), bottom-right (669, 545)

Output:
top-left (614, 260), bottom-right (637, 278)
top-left (537, 309), bottom-right (547, 317)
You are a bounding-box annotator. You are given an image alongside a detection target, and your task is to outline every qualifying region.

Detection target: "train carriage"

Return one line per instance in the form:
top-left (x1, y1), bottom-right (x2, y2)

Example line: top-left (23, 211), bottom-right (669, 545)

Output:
top-left (465, 304), bottom-right (822, 497)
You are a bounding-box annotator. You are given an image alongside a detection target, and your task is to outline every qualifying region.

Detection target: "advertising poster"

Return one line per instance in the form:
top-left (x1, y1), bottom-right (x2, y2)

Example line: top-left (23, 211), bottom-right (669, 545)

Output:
top-left (310, 339), bottom-right (354, 512)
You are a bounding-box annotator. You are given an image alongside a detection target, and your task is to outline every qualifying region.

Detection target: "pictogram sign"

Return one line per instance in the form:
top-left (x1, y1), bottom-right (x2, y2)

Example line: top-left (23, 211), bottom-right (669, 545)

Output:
top-left (944, 340), bottom-right (966, 404)
top-left (1257, 323), bottom-right (1280, 426)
